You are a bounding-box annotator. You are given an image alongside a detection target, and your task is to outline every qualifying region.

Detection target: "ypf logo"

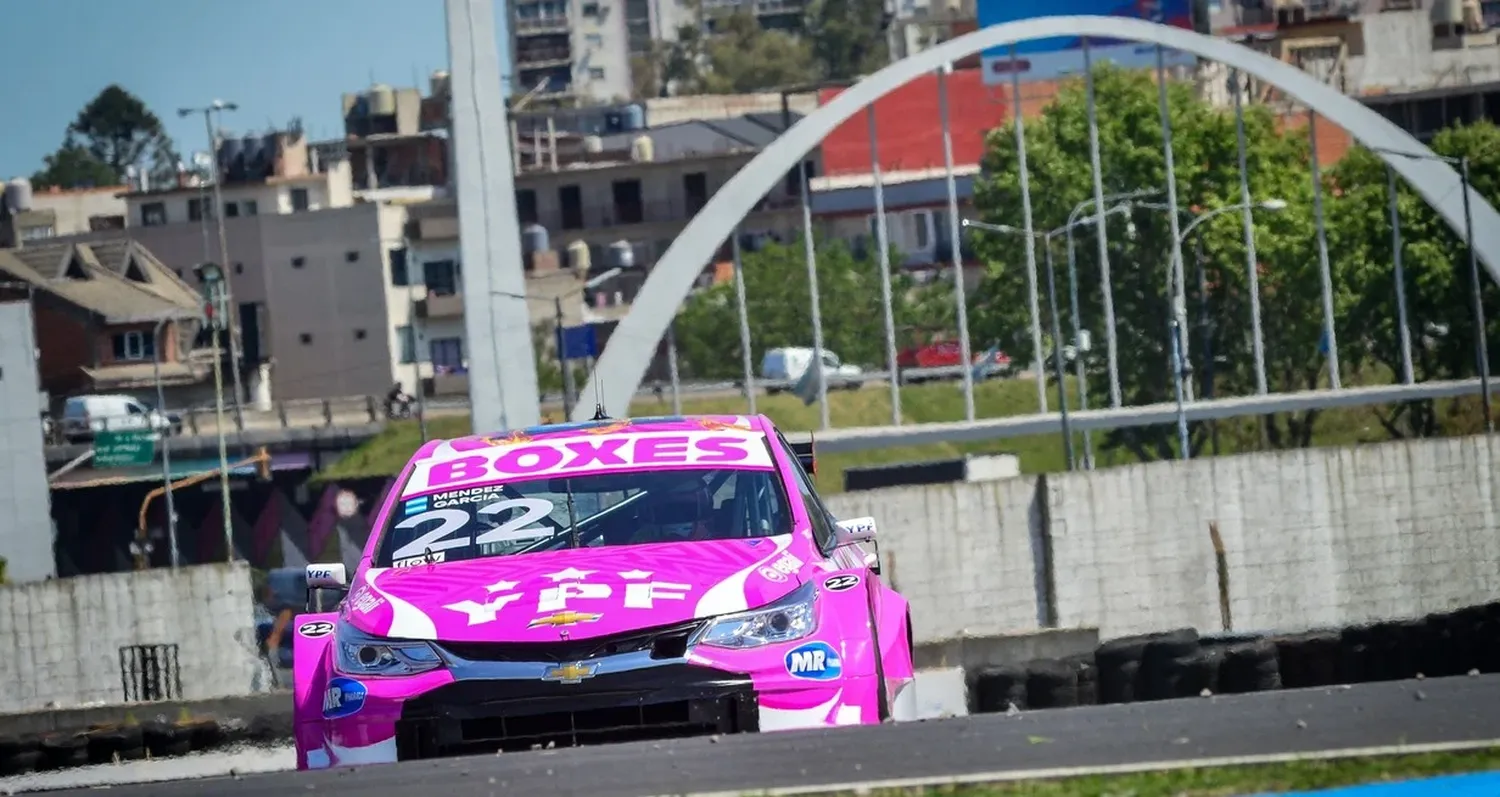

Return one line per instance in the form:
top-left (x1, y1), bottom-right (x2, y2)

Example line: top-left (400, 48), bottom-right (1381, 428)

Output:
top-left (784, 641), bottom-right (842, 681)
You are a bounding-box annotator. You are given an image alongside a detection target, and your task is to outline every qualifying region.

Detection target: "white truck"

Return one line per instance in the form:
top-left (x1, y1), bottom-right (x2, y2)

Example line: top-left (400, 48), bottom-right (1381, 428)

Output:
top-left (760, 347), bottom-right (865, 394)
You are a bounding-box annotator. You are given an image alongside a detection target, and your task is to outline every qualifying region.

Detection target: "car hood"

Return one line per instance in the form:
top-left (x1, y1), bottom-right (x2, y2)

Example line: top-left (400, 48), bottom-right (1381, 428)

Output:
top-left (342, 534), bottom-right (812, 643)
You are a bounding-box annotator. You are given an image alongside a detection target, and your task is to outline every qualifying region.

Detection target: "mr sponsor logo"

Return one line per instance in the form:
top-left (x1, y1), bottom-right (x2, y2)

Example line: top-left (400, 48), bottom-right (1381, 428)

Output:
top-left (322, 677), bottom-right (368, 719)
top-left (407, 431), bottom-right (774, 494)
top-left (785, 641), bottom-right (843, 681)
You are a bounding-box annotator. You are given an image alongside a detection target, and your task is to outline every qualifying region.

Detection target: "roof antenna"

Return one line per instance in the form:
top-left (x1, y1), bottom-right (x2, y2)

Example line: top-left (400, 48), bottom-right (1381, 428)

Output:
top-left (590, 371), bottom-right (609, 420)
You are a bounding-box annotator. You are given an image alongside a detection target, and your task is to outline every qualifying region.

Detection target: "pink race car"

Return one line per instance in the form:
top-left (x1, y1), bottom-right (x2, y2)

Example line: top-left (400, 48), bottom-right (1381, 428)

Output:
top-left (292, 413), bottom-right (917, 769)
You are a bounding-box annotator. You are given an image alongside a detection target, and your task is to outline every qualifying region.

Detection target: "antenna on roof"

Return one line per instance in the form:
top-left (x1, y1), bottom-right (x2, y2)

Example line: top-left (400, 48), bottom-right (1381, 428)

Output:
top-left (590, 372), bottom-right (609, 420)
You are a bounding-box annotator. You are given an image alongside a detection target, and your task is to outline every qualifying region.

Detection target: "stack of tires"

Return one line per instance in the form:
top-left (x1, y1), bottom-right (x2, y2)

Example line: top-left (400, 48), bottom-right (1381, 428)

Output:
top-left (966, 599), bottom-right (1500, 715)
top-left (0, 716), bottom-right (261, 776)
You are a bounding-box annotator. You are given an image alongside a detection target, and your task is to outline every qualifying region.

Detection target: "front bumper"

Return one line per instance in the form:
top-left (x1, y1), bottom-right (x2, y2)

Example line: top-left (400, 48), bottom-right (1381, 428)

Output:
top-left (395, 663), bottom-right (759, 757)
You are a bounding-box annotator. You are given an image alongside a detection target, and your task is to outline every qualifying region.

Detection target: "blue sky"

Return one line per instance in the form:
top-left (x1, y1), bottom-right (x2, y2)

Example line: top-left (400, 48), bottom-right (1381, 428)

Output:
top-left (2, 0), bottom-right (509, 180)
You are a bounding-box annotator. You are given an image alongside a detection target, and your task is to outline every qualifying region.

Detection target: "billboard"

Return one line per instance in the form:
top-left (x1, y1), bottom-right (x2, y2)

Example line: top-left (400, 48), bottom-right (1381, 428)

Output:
top-left (977, 0), bottom-right (1199, 85)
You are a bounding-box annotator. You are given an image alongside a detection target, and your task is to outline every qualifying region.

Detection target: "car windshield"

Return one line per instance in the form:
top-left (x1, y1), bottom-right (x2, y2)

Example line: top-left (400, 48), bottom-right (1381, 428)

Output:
top-left (373, 467), bottom-right (795, 567)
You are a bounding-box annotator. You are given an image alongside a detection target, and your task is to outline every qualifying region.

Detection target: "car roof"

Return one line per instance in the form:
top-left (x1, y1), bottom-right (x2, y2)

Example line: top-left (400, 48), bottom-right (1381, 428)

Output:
top-left (412, 413), bottom-right (780, 461)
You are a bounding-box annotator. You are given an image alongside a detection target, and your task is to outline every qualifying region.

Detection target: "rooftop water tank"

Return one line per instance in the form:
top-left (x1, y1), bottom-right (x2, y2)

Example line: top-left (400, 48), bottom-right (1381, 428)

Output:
top-left (607, 240), bottom-right (636, 270)
top-left (369, 83), bottom-right (397, 116)
top-left (242, 135), bottom-right (267, 179)
top-left (4, 178), bottom-right (33, 212)
top-left (566, 240), bottom-right (592, 271)
top-left (630, 135), bottom-right (654, 163)
top-left (1432, 0), bottom-right (1463, 24)
top-left (582, 135), bottom-right (604, 153)
top-left (219, 137), bottom-right (246, 179)
top-left (621, 103), bottom-right (645, 131)
top-left (429, 70), bottom-right (451, 98)
top-left (521, 223), bottom-right (549, 254)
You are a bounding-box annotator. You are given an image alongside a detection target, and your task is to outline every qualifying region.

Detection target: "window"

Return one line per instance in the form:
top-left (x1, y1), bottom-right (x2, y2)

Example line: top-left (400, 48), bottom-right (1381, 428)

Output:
top-left (397, 325), bottom-right (418, 364)
top-left (589, 67), bottom-right (606, 80)
top-left (423, 260), bottom-right (459, 296)
top-left (345, 250), bottom-right (360, 263)
top-left (224, 201), bottom-right (239, 218)
top-left (188, 198), bottom-right (216, 222)
top-left (233, 262), bottom-right (244, 275)
top-left (354, 329), bottom-right (367, 340)
top-left (585, 33), bottom-right (604, 47)
top-left (140, 203), bottom-right (167, 227)
top-left (20, 225), bottom-right (55, 241)
top-left (243, 200), bottom-right (259, 216)
top-left (290, 188), bottom-right (310, 211)
top-left (582, 1), bottom-right (600, 14)
top-left (390, 247), bottom-right (410, 286)
top-left (430, 337), bottom-right (464, 370)
top-left (112, 331), bottom-right (155, 362)
top-left (291, 256), bottom-right (306, 269)
top-left (515, 190), bottom-right (538, 226)
top-left (299, 333), bottom-right (313, 345)
top-left (772, 429), bottom-right (837, 551)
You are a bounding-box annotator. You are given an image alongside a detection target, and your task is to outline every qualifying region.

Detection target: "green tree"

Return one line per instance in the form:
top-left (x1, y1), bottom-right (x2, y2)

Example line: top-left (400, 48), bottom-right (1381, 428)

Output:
top-left (969, 64), bottom-right (1334, 461)
top-left (803, 0), bottom-right (890, 81)
top-left (33, 85), bottom-right (179, 189)
top-left (655, 9), bottom-right (818, 96)
top-left (30, 137), bottom-right (119, 190)
top-left (1326, 122), bottom-right (1500, 438)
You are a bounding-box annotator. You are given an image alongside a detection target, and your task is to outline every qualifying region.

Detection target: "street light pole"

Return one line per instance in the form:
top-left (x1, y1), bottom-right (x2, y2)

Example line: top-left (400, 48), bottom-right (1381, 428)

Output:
top-left (194, 262), bottom-right (235, 560)
top-left (151, 316), bottom-right (179, 569)
top-left (493, 267), bottom-right (622, 418)
top-left (1042, 234), bottom-right (1075, 471)
top-left (180, 102), bottom-right (245, 429)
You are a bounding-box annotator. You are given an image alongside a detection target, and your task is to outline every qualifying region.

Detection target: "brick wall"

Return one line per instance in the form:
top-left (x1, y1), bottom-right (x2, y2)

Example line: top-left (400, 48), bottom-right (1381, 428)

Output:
top-left (827, 433), bottom-right (1500, 643)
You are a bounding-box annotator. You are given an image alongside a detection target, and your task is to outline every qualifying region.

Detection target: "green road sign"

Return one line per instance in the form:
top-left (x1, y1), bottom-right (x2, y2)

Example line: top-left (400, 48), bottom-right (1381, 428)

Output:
top-left (93, 429), bottom-right (157, 468)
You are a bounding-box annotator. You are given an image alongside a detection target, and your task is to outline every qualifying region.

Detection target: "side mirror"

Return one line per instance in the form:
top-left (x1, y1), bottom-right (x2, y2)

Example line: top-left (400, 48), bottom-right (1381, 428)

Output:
top-left (833, 516), bottom-right (876, 547)
top-left (305, 563), bottom-right (348, 613)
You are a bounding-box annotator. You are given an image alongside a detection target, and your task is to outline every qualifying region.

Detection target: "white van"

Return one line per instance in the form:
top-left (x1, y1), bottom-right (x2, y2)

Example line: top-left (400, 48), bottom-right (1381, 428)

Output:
top-left (760, 347), bottom-right (864, 394)
top-left (61, 394), bottom-right (178, 443)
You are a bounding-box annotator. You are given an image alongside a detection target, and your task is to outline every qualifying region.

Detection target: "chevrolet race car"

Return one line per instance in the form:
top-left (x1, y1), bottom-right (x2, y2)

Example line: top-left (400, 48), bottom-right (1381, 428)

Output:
top-left (292, 413), bottom-right (917, 769)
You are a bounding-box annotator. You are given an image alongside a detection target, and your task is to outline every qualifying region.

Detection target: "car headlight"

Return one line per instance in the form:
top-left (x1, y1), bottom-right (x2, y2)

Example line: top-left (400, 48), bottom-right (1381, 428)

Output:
top-left (697, 581), bottom-right (818, 649)
top-left (333, 623), bottom-right (443, 677)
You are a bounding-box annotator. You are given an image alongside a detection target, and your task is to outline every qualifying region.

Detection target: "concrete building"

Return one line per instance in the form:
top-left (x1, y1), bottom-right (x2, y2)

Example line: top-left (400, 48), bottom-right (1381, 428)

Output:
top-left (0, 240), bottom-right (214, 411)
top-left (335, 79), bottom-right (452, 195)
top-left (0, 183), bottom-right (128, 248)
top-left (0, 300), bottom-right (55, 584)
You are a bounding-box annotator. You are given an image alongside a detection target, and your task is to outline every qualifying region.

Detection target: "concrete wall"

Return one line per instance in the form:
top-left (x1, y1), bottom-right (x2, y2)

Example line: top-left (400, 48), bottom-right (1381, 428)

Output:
top-left (0, 561), bottom-right (265, 714)
top-left (827, 433), bottom-right (1500, 644)
top-left (0, 301), bottom-right (55, 584)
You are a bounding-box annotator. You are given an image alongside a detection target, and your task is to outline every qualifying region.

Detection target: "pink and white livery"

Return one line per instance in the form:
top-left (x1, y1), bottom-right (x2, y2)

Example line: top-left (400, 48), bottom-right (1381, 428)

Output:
top-left (292, 413), bottom-right (917, 769)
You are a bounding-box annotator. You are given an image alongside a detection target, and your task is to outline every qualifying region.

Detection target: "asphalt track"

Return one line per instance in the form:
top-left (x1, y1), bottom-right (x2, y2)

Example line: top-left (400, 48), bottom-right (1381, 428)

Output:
top-left (34, 674), bottom-right (1500, 797)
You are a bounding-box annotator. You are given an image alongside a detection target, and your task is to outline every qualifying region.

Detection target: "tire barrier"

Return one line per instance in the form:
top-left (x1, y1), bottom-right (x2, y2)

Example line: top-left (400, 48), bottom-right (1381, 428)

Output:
top-left (0, 712), bottom-right (287, 776)
top-left (969, 599), bottom-right (1500, 716)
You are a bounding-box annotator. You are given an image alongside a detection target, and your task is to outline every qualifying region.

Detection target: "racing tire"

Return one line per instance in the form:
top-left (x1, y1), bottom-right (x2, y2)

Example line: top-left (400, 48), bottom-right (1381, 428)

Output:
top-left (1274, 631), bottom-right (1340, 689)
top-left (971, 664), bottom-right (1027, 713)
top-left (85, 725), bottom-right (143, 764)
top-left (1339, 625), bottom-right (1376, 684)
top-left (0, 750), bottom-right (42, 776)
top-left (1025, 659), bottom-right (1079, 709)
top-left (1148, 648), bottom-right (1221, 700)
top-left (143, 722), bottom-right (192, 758)
top-left (1096, 635), bottom-right (1154, 705)
top-left (1064, 653), bottom-right (1099, 706)
top-left (1218, 640), bottom-right (1281, 694)
top-left (1139, 629), bottom-right (1201, 701)
top-left (38, 732), bottom-right (89, 770)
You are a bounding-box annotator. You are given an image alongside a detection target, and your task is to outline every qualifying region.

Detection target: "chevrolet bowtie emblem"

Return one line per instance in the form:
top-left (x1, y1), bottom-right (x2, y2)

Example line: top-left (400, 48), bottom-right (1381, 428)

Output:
top-left (542, 661), bottom-right (600, 683)
top-left (528, 611), bottom-right (603, 628)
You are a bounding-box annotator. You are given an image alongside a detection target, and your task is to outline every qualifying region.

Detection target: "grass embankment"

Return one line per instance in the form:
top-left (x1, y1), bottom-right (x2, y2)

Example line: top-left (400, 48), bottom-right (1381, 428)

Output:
top-left (319, 376), bottom-right (1488, 496)
top-left (791, 747), bottom-right (1500, 796)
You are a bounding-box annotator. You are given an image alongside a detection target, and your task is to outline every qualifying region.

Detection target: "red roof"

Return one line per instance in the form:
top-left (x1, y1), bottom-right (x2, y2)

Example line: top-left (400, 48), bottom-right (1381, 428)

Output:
top-left (817, 67), bottom-right (1011, 177)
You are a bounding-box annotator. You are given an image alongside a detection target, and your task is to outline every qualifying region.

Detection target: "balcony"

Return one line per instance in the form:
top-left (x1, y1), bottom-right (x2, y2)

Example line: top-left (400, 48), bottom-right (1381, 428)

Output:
top-left (514, 16), bottom-right (570, 35)
top-left (407, 215), bottom-right (459, 241)
top-left (526, 193), bottom-right (799, 233)
top-left (417, 291), bottom-right (466, 319)
top-left (516, 44), bottom-right (572, 67)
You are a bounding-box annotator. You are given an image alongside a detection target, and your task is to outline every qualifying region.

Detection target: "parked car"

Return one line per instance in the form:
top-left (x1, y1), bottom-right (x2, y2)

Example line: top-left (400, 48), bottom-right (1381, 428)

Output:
top-left (760, 346), bottom-right (865, 393)
top-left (60, 394), bottom-right (180, 444)
top-left (897, 341), bottom-right (1012, 383)
top-left (291, 413), bottom-right (915, 770)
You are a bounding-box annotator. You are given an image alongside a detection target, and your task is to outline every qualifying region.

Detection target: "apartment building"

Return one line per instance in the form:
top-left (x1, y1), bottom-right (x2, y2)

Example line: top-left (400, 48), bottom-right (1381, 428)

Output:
top-left (0, 182), bottom-right (128, 247)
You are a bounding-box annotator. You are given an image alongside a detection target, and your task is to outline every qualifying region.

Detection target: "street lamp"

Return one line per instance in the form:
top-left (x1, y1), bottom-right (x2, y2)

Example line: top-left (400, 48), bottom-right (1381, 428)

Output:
top-left (964, 202), bottom-right (1137, 471)
top-left (179, 101), bottom-right (245, 428)
top-left (193, 261), bottom-right (235, 561)
top-left (150, 315), bottom-right (180, 569)
top-left (493, 267), bottom-right (623, 419)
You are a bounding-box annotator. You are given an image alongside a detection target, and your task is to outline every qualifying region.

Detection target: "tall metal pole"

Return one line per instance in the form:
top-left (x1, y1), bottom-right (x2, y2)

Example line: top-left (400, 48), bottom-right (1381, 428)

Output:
top-left (1010, 44), bottom-right (1047, 413)
top-left (1043, 235), bottom-right (1075, 471)
top-left (801, 164), bottom-right (831, 430)
top-left (555, 295), bottom-right (576, 418)
top-left (665, 321), bottom-right (683, 416)
top-left (210, 287), bottom-right (233, 561)
top-left (1307, 110), bottom-right (1341, 389)
top-left (1460, 156), bottom-right (1493, 432)
top-left (1386, 164), bottom-right (1415, 386)
top-left (409, 288), bottom-right (429, 441)
top-left (197, 107), bottom-right (246, 429)
top-left (731, 230), bottom-right (758, 415)
top-left (937, 62), bottom-right (976, 422)
top-left (1063, 226), bottom-right (1094, 469)
top-left (1169, 320), bottom-right (1191, 460)
top-left (1156, 45), bottom-right (1191, 401)
top-left (1082, 38), bottom-right (1121, 407)
top-left (1231, 69), bottom-right (1268, 395)
top-left (868, 106), bottom-right (902, 426)
top-left (152, 318), bottom-right (179, 569)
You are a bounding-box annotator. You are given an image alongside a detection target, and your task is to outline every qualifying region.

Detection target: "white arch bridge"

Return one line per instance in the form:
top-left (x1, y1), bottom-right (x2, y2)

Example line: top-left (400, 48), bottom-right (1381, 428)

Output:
top-left (566, 16), bottom-right (1500, 449)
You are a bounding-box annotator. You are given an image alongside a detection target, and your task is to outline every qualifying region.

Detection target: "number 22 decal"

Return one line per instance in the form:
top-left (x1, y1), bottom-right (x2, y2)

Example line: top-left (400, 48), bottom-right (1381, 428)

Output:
top-left (390, 498), bottom-right (554, 561)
